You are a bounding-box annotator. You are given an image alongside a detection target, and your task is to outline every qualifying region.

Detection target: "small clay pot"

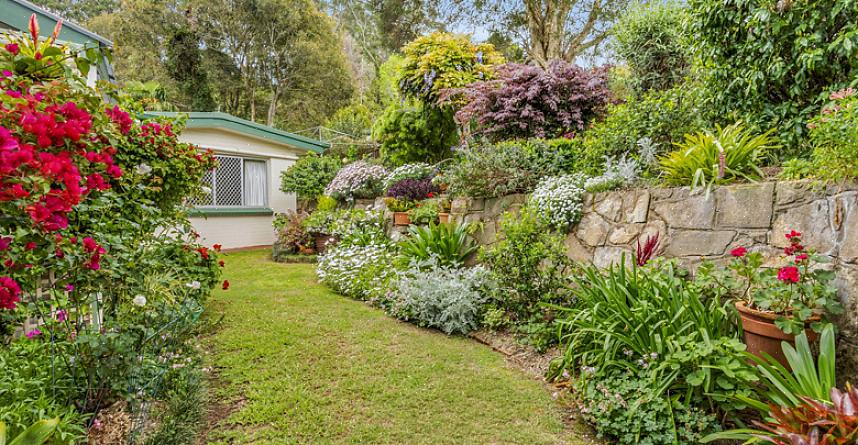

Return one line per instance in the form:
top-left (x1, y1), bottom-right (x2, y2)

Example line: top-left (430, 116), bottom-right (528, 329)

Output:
top-left (438, 213), bottom-right (450, 224)
top-left (736, 301), bottom-right (818, 367)
top-left (393, 212), bottom-right (411, 226)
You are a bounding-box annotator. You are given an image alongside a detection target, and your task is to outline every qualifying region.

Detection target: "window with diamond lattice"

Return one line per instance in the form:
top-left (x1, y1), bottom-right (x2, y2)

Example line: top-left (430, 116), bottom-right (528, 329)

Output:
top-left (190, 155), bottom-right (267, 208)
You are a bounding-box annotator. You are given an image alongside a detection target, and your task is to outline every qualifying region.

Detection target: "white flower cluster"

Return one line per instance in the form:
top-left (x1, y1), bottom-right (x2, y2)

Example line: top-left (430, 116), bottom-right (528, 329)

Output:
top-left (316, 243), bottom-right (397, 300)
top-left (383, 163), bottom-right (434, 190)
top-left (529, 174), bottom-right (587, 230)
top-left (387, 257), bottom-right (491, 335)
top-left (324, 161), bottom-right (389, 201)
top-left (584, 154), bottom-right (640, 193)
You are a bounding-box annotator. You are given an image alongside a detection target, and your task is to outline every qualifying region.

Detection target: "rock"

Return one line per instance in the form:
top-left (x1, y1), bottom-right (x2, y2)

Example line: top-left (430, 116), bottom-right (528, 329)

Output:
top-left (652, 193), bottom-right (716, 229)
top-left (650, 187), bottom-right (674, 200)
top-left (608, 224), bottom-right (644, 245)
top-left (628, 191), bottom-right (650, 223)
top-left (840, 196), bottom-right (858, 263)
top-left (770, 199), bottom-right (837, 255)
top-left (595, 193), bottom-right (623, 222)
top-left (575, 213), bottom-right (611, 246)
top-left (485, 194), bottom-right (526, 218)
top-left (451, 197), bottom-right (471, 214)
top-left (715, 182), bottom-right (774, 228)
top-left (775, 180), bottom-right (826, 208)
top-left (477, 220), bottom-right (498, 245)
top-left (593, 246), bottom-right (632, 269)
top-left (564, 234), bottom-right (593, 263)
top-left (665, 230), bottom-right (736, 257)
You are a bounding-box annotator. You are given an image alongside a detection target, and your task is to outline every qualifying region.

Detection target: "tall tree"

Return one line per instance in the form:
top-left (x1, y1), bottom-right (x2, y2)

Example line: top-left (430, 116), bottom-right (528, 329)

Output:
top-left (193, 0), bottom-right (354, 128)
top-left (31, 0), bottom-right (119, 22)
top-left (463, 0), bottom-right (630, 65)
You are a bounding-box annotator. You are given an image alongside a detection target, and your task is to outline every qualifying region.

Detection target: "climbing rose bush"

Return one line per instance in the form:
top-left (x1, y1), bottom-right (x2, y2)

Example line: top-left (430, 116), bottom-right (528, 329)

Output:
top-left (0, 16), bottom-right (225, 437)
top-left (448, 61), bottom-right (612, 141)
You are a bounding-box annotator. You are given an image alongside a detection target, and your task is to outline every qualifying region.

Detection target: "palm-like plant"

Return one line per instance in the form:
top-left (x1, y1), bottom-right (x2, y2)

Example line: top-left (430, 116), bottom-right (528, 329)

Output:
top-left (399, 222), bottom-right (477, 267)
top-left (0, 418), bottom-right (58, 445)
top-left (741, 324), bottom-right (837, 412)
top-left (660, 122), bottom-right (778, 192)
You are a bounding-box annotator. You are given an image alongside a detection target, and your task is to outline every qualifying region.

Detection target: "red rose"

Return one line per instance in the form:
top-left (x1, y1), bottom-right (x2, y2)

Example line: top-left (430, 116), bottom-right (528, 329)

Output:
top-left (218, 260), bottom-right (225, 267)
top-left (0, 276), bottom-right (21, 310)
top-left (777, 266), bottom-right (800, 284)
top-left (213, 244), bottom-right (222, 252)
top-left (785, 230), bottom-right (802, 240)
top-left (222, 280), bottom-right (230, 290)
top-left (730, 247), bottom-right (747, 257)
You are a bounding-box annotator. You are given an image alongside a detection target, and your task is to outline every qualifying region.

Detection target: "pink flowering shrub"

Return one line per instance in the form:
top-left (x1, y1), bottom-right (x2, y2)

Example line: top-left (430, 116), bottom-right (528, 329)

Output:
top-left (446, 61), bottom-right (612, 141)
top-left (0, 15), bottom-right (225, 436)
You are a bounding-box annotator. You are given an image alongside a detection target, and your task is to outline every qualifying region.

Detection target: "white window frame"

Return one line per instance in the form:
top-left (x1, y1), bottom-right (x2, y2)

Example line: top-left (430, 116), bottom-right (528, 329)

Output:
top-left (196, 154), bottom-right (269, 209)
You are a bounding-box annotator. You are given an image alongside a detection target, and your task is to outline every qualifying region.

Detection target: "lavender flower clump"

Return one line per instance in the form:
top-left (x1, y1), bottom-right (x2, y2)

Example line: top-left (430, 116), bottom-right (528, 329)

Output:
top-left (529, 174), bottom-right (587, 230)
top-left (324, 161), bottom-right (389, 201)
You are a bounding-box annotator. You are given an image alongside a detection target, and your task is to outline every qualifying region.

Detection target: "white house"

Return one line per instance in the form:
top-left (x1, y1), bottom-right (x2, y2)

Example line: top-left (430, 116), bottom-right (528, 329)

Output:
top-left (146, 112), bottom-right (328, 250)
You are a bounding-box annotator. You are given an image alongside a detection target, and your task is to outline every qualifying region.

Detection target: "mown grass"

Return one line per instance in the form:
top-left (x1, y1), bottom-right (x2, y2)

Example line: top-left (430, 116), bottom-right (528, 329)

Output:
top-left (202, 249), bottom-right (583, 445)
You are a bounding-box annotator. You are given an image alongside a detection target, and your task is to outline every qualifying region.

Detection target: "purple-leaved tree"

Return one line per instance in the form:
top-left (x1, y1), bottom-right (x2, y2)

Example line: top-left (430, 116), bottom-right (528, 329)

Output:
top-left (447, 61), bottom-right (612, 141)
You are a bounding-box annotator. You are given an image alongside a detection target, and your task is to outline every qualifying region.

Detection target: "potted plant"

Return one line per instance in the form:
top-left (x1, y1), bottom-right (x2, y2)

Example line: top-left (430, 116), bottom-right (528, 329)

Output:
top-left (710, 230), bottom-right (843, 366)
top-left (384, 197), bottom-right (416, 226)
top-left (438, 198), bottom-right (452, 223)
top-left (408, 201), bottom-right (440, 225)
top-left (302, 197), bottom-right (341, 253)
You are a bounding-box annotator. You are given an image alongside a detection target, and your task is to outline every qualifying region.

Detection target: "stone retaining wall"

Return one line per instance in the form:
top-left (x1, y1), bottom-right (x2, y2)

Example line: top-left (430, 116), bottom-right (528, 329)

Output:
top-left (447, 180), bottom-right (858, 375)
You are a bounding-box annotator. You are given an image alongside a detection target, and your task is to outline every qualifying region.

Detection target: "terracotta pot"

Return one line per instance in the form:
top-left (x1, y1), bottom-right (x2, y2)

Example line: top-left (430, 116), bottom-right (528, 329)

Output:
top-left (393, 212), bottom-right (411, 226)
top-left (313, 234), bottom-right (339, 254)
top-left (735, 302), bottom-right (818, 367)
top-left (438, 212), bottom-right (450, 224)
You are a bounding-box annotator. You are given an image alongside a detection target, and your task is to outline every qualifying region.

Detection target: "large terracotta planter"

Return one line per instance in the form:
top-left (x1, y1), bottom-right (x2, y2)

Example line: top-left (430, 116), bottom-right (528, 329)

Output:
top-left (736, 302), bottom-right (818, 367)
top-left (313, 234), bottom-right (339, 254)
top-left (393, 212), bottom-right (411, 226)
top-left (438, 212), bottom-right (450, 224)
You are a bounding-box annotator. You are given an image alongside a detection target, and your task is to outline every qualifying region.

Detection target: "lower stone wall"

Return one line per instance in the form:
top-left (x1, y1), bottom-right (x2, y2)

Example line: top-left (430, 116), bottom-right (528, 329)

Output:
top-left (447, 180), bottom-right (858, 375)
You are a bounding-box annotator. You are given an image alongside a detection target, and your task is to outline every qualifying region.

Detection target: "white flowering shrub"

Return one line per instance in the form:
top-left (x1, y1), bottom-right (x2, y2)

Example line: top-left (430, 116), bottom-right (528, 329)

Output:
top-left (324, 160), bottom-right (389, 201)
top-left (317, 243), bottom-right (397, 300)
top-left (529, 174), bottom-right (587, 230)
top-left (383, 163), bottom-right (434, 190)
top-left (584, 154), bottom-right (640, 193)
top-left (387, 258), bottom-right (491, 335)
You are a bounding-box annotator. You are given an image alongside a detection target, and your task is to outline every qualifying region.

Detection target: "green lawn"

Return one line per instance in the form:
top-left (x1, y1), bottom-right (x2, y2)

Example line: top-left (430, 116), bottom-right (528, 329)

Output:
top-left (202, 249), bottom-right (584, 445)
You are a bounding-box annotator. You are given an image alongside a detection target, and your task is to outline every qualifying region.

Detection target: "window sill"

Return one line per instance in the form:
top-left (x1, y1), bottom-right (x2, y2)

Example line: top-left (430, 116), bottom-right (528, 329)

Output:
top-left (189, 207), bottom-right (274, 217)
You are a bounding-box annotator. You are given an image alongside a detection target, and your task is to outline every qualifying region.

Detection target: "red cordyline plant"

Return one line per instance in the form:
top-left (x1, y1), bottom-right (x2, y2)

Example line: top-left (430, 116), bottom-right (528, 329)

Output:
top-left (443, 61), bottom-right (612, 141)
top-left (635, 233), bottom-right (660, 266)
top-left (752, 385), bottom-right (858, 445)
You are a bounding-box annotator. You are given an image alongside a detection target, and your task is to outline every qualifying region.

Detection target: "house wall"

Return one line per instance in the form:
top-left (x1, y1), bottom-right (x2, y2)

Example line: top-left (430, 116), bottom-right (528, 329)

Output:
top-left (444, 180), bottom-right (858, 377)
top-left (178, 127), bottom-right (303, 249)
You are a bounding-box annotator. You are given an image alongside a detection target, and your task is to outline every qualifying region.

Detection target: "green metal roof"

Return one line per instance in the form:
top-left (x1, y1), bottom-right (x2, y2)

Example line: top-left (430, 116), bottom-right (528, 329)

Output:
top-left (145, 112), bottom-right (328, 153)
top-left (1, 0), bottom-right (113, 47)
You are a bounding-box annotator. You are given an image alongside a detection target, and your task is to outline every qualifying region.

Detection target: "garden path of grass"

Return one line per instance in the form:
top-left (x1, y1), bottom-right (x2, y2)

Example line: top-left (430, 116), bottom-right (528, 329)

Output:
top-left (201, 249), bottom-right (591, 445)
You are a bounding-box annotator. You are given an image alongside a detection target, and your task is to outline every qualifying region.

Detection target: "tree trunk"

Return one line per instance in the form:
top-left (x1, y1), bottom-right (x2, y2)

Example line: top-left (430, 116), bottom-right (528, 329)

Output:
top-left (266, 87), bottom-right (280, 127)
